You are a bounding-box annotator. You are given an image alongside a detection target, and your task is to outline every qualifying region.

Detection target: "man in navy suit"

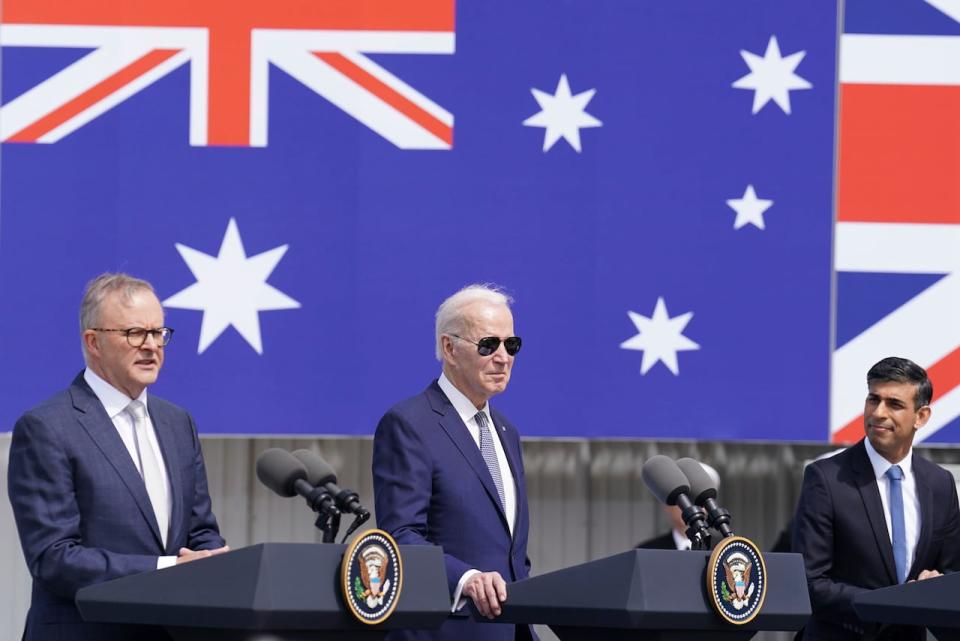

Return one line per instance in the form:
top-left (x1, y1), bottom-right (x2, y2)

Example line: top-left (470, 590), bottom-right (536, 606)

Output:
top-left (8, 273), bottom-right (228, 641)
top-left (373, 284), bottom-right (533, 641)
top-left (793, 357), bottom-right (960, 641)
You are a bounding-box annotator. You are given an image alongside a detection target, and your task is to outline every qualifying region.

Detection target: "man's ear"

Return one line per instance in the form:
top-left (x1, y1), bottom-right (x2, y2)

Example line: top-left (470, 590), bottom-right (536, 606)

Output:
top-left (440, 334), bottom-right (456, 362)
top-left (915, 405), bottom-right (932, 430)
top-left (83, 330), bottom-right (100, 359)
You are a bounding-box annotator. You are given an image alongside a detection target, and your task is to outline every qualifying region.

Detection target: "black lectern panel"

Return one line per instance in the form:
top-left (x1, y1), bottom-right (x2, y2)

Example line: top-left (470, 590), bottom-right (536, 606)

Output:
top-left (76, 543), bottom-right (450, 641)
top-left (854, 572), bottom-right (960, 641)
top-left (475, 549), bottom-right (810, 641)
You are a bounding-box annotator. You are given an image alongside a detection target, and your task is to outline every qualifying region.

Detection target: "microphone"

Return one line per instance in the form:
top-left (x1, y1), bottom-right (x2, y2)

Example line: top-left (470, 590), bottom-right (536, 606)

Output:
top-left (641, 455), bottom-right (712, 549)
top-left (255, 448), bottom-right (338, 516)
top-left (291, 449), bottom-right (371, 540)
top-left (676, 458), bottom-right (734, 538)
top-left (291, 449), bottom-right (370, 518)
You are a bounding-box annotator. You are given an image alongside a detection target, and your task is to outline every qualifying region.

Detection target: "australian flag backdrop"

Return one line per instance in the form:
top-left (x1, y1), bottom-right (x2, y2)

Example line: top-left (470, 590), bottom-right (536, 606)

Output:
top-left (0, 1), bottom-right (957, 442)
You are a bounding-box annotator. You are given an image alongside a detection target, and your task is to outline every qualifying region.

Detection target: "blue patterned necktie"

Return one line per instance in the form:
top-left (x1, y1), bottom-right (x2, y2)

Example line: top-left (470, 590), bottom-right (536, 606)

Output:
top-left (475, 411), bottom-right (506, 512)
top-left (886, 464), bottom-right (907, 583)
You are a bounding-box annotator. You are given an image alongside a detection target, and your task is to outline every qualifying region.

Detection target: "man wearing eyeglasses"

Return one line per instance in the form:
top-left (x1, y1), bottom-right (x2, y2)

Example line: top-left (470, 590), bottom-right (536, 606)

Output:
top-left (8, 272), bottom-right (228, 641)
top-left (373, 284), bottom-right (534, 641)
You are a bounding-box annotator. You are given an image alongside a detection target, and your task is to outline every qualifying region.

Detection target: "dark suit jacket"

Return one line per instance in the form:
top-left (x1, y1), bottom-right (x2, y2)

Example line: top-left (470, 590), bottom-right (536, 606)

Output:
top-left (637, 530), bottom-right (719, 551)
top-left (637, 531), bottom-right (679, 550)
top-left (7, 373), bottom-right (225, 641)
top-left (372, 381), bottom-right (532, 641)
top-left (792, 439), bottom-right (960, 641)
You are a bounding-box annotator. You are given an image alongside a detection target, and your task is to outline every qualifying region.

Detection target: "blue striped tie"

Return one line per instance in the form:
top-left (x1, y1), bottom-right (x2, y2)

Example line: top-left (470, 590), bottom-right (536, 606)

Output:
top-left (475, 411), bottom-right (506, 512)
top-left (886, 465), bottom-right (907, 584)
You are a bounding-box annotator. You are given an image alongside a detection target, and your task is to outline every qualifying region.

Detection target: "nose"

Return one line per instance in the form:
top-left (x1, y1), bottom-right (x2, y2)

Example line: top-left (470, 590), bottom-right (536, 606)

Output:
top-left (871, 401), bottom-right (889, 420)
top-left (141, 331), bottom-right (161, 350)
top-left (491, 343), bottom-right (510, 362)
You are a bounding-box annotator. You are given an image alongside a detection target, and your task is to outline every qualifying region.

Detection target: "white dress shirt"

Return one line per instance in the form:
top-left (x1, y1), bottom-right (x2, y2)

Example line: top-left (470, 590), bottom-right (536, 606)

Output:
top-left (863, 438), bottom-right (920, 575)
top-left (671, 528), bottom-right (692, 551)
top-left (84, 368), bottom-right (175, 568)
top-left (437, 373), bottom-right (518, 611)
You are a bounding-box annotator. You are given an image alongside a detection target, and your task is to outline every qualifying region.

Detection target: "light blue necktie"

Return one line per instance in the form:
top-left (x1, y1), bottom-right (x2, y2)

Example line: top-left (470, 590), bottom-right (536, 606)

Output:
top-left (475, 411), bottom-right (506, 512)
top-left (886, 465), bottom-right (907, 583)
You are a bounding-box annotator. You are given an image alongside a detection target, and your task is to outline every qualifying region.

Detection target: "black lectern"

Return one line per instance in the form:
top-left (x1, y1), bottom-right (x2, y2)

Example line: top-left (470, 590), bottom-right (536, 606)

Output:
top-left (76, 543), bottom-right (450, 641)
top-left (474, 549), bottom-right (811, 641)
top-left (853, 572), bottom-right (960, 641)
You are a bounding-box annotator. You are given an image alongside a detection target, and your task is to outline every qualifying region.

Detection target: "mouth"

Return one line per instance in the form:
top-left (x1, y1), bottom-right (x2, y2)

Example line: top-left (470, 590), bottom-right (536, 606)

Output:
top-left (135, 359), bottom-right (157, 368)
top-left (867, 423), bottom-right (893, 433)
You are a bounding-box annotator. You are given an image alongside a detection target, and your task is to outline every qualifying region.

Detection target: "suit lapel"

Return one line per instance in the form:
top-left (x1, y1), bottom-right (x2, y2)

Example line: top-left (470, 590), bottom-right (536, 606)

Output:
top-left (852, 442), bottom-right (898, 584)
top-left (428, 383), bottom-right (511, 532)
top-left (491, 410), bottom-right (524, 532)
top-left (149, 402), bottom-right (182, 553)
top-left (71, 376), bottom-right (165, 550)
top-left (490, 411), bottom-right (523, 491)
top-left (908, 455), bottom-right (934, 579)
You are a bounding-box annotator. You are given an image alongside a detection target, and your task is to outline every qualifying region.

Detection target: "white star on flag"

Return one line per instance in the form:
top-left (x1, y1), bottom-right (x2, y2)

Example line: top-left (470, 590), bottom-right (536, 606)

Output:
top-left (620, 297), bottom-right (700, 375)
top-left (726, 184), bottom-right (774, 230)
top-left (523, 73), bottom-right (602, 152)
top-left (732, 35), bottom-right (812, 114)
top-left (164, 218), bottom-right (300, 355)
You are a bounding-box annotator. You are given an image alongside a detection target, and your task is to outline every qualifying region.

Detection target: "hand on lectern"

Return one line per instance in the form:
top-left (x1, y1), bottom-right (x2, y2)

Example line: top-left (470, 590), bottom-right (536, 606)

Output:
top-left (175, 545), bottom-right (230, 565)
top-left (464, 570), bottom-right (507, 619)
top-left (912, 569), bottom-right (942, 582)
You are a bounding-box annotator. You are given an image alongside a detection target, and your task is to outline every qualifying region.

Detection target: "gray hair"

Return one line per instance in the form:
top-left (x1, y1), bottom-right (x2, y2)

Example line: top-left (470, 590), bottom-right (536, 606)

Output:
top-left (435, 284), bottom-right (513, 361)
top-left (80, 273), bottom-right (156, 362)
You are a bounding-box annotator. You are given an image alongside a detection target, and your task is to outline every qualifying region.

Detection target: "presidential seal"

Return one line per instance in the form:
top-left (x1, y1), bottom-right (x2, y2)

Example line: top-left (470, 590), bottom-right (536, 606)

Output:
top-left (706, 536), bottom-right (767, 625)
top-left (342, 529), bottom-right (403, 624)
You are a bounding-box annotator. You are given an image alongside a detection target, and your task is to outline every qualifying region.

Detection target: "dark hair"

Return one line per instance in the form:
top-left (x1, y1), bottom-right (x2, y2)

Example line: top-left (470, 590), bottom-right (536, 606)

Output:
top-left (866, 357), bottom-right (933, 409)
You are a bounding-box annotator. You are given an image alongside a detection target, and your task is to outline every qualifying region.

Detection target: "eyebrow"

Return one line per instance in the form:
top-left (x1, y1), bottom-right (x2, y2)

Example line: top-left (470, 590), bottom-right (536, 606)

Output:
top-left (867, 394), bottom-right (908, 405)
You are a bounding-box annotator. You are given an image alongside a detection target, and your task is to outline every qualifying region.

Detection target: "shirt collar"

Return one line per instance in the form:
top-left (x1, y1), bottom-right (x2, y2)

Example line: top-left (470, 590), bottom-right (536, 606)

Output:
top-left (84, 367), bottom-right (149, 420)
top-left (671, 528), bottom-right (691, 551)
top-left (438, 372), bottom-right (491, 427)
top-left (863, 436), bottom-right (913, 480)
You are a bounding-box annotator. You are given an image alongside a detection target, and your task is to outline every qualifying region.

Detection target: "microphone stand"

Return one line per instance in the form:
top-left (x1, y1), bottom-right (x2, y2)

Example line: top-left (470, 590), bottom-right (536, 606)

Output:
top-left (318, 511), bottom-right (341, 544)
top-left (300, 484), bottom-right (341, 543)
top-left (679, 502), bottom-right (712, 550)
top-left (341, 509), bottom-right (372, 543)
top-left (685, 523), bottom-right (712, 550)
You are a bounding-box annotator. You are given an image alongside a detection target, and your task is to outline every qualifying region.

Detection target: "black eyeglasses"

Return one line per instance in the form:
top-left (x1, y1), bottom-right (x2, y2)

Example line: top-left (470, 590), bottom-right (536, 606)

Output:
top-left (91, 327), bottom-right (174, 347)
top-left (450, 334), bottom-right (522, 356)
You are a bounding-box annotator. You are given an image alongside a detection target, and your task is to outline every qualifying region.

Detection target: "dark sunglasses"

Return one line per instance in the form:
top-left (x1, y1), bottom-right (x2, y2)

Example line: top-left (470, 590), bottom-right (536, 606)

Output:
top-left (451, 334), bottom-right (522, 356)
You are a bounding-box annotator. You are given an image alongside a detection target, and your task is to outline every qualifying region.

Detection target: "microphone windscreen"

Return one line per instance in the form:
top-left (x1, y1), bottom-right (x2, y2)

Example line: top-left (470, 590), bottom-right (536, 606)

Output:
top-left (677, 458), bottom-right (719, 505)
top-left (256, 448), bottom-right (307, 497)
top-left (641, 455), bottom-right (690, 506)
top-left (291, 449), bottom-right (338, 486)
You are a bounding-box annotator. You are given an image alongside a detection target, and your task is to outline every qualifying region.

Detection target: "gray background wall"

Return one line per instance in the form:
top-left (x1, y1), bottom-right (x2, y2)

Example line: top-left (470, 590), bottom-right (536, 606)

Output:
top-left (3, 435), bottom-right (959, 640)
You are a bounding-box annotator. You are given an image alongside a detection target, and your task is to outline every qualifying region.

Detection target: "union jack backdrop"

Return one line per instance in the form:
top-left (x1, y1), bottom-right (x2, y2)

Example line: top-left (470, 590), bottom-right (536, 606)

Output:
top-left (832, 0), bottom-right (960, 445)
top-left (0, 0), bottom-right (956, 442)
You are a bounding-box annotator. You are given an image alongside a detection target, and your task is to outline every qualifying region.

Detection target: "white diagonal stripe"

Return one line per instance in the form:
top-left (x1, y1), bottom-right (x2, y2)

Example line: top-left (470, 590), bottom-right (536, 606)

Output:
top-left (39, 49), bottom-right (192, 143)
top-left (0, 46), bottom-right (148, 139)
top-left (341, 51), bottom-right (453, 126)
top-left (268, 45), bottom-right (449, 149)
top-left (918, 382), bottom-right (960, 443)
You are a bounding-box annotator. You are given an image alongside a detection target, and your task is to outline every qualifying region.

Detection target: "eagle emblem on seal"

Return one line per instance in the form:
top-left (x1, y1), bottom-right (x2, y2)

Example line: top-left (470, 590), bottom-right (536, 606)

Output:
top-left (722, 551), bottom-right (755, 610)
top-left (355, 544), bottom-right (392, 608)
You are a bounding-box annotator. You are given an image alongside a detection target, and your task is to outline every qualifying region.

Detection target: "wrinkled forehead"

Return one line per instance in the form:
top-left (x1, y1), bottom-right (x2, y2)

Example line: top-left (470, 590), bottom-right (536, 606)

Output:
top-left (461, 301), bottom-right (514, 335)
top-left (100, 289), bottom-right (164, 324)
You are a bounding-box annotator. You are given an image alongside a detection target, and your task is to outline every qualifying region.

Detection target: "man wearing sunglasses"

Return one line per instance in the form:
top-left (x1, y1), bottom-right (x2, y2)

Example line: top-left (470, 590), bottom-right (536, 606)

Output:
top-left (373, 284), bottom-right (534, 641)
top-left (8, 273), bottom-right (228, 641)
